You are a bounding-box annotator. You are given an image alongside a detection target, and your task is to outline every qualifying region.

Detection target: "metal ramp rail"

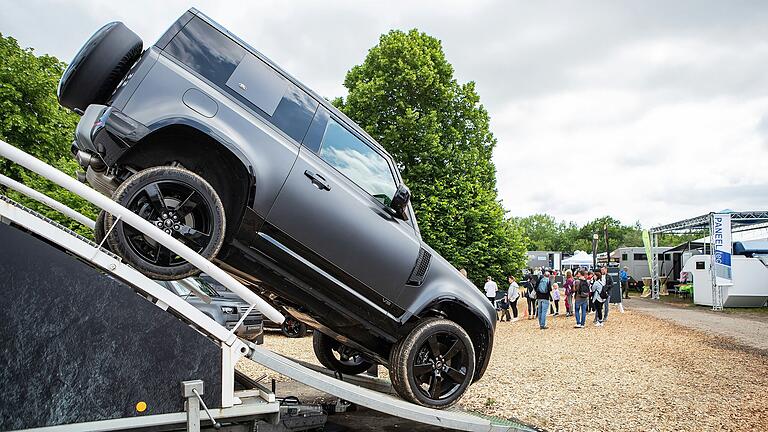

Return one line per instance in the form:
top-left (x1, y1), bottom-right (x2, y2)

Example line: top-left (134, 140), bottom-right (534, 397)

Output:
top-left (0, 139), bottom-right (535, 432)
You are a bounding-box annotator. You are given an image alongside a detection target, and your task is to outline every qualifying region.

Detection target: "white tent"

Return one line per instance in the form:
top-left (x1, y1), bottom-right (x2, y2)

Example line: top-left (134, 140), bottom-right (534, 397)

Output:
top-left (561, 250), bottom-right (594, 267)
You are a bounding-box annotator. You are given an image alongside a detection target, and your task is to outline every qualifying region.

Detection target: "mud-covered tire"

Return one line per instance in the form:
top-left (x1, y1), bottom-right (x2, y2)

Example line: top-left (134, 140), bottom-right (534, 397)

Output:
top-left (58, 22), bottom-right (142, 111)
top-left (389, 318), bottom-right (475, 409)
top-left (312, 331), bottom-right (374, 375)
top-left (104, 166), bottom-right (225, 280)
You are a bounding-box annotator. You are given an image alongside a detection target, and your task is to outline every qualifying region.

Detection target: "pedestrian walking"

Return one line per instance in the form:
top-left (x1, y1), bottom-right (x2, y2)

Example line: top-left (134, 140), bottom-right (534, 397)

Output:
top-left (573, 270), bottom-right (590, 328)
top-left (508, 275), bottom-right (520, 321)
top-left (563, 270), bottom-right (574, 317)
top-left (535, 270), bottom-right (553, 329)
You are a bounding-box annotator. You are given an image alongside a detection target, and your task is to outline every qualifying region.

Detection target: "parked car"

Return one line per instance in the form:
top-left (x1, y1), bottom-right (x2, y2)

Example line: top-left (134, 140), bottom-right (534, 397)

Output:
top-left (59, 8), bottom-right (496, 408)
top-left (156, 276), bottom-right (263, 343)
top-left (200, 274), bottom-right (309, 338)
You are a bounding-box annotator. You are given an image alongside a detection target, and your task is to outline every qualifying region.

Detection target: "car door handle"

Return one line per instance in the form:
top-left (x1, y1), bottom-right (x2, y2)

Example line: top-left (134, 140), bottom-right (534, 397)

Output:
top-left (304, 169), bottom-right (331, 191)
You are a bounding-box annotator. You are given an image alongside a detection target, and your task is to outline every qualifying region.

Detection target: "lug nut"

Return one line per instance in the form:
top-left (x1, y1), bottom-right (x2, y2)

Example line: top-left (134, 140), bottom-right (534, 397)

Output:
top-left (164, 229), bottom-right (171, 234)
top-left (162, 212), bottom-right (168, 219)
top-left (173, 215), bottom-right (178, 220)
top-left (173, 224), bottom-right (180, 230)
top-left (156, 221), bottom-right (163, 227)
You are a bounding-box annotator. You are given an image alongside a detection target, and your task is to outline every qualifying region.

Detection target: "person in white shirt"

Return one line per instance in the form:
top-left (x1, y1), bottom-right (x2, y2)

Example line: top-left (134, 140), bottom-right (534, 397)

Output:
top-left (484, 276), bottom-right (498, 305)
top-left (591, 277), bottom-right (606, 326)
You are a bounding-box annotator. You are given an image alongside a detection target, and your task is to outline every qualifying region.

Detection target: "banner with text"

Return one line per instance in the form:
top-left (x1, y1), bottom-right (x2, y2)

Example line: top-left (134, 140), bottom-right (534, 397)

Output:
top-left (712, 213), bottom-right (733, 285)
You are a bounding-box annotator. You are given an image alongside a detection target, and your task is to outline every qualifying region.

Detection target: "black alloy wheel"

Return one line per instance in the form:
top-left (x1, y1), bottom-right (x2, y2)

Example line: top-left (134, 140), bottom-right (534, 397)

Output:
top-left (389, 318), bottom-right (475, 408)
top-left (105, 166), bottom-right (225, 280)
top-left (312, 331), bottom-right (374, 375)
top-left (281, 316), bottom-right (308, 338)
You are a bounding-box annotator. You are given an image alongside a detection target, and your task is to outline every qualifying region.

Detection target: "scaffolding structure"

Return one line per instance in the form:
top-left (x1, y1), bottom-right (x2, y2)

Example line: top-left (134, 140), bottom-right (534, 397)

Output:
top-left (649, 211), bottom-right (768, 310)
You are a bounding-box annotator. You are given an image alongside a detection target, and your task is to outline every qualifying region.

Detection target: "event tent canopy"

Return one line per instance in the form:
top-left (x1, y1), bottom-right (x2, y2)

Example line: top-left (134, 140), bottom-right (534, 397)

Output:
top-left (561, 250), bottom-right (593, 266)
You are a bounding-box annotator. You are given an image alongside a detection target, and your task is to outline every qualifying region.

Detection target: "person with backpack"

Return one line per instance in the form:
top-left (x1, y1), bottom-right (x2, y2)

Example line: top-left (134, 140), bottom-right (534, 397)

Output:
top-left (592, 273), bottom-right (606, 327)
top-left (535, 270), bottom-right (552, 329)
top-left (573, 270), bottom-right (591, 328)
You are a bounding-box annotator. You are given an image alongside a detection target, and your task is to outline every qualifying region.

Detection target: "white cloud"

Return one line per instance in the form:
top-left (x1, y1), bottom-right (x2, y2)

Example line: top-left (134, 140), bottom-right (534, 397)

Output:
top-left (3, 0), bottom-right (768, 228)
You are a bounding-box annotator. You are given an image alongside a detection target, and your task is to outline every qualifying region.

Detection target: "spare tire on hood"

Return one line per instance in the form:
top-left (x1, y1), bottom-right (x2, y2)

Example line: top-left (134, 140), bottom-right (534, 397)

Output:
top-left (58, 22), bottom-right (143, 112)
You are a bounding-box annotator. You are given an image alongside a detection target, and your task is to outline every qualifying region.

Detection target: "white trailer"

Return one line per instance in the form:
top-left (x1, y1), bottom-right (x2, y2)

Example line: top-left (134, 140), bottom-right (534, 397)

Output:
top-left (612, 247), bottom-right (670, 280)
top-left (682, 242), bottom-right (768, 307)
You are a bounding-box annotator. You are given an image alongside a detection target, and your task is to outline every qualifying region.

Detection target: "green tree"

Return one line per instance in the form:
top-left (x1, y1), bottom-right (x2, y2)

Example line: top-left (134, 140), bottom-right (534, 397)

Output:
top-left (0, 34), bottom-right (96, 235)
top-left (334, 29), bottom-right (527, 285)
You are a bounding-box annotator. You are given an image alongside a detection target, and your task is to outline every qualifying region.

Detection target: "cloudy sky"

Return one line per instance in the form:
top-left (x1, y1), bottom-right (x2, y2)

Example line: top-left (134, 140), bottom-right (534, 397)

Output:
top-left (3, 0), bottom-right (767, 227)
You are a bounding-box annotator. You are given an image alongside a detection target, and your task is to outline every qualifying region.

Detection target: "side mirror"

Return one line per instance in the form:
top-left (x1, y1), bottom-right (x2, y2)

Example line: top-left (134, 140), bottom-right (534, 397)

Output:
top-left (390, 184), bottom-right (410, 220)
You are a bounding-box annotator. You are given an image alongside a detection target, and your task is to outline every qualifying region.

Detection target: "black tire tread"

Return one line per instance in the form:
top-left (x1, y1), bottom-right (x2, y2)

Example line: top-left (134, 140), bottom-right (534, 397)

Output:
top-left (104, 166), bottom-right (225, 280)
top-left (390, 318), bottom-right (475, 408)
top-left (312, 331), bottom-right (373, 375)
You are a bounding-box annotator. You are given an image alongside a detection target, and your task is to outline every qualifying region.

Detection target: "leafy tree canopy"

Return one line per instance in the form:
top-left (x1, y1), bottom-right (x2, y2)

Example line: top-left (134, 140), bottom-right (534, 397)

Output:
top-left (334, 29), bottom-right (527, 286)
top-left (0, 34), bottom-right (97, 235)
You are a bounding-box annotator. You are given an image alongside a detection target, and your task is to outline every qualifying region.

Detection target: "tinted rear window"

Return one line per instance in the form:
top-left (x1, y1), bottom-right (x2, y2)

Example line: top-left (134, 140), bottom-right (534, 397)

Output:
top-left (164, 17), bottom-right (317, 143)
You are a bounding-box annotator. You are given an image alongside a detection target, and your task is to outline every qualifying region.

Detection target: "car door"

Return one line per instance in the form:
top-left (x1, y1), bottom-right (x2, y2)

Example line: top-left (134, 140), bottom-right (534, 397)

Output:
top-left (263, 107), bottom-right (421, 317)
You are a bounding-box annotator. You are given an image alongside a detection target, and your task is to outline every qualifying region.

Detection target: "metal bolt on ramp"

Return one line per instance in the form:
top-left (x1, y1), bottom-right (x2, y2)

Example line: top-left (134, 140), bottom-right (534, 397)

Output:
top-left (247, 345), bottom-right (537, 432)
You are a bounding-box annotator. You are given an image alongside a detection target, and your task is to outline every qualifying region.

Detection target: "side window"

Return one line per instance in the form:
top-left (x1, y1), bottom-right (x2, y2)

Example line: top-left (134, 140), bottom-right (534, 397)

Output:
top-left (164, 17), bottom-right (318, 143)
top-left (316, 117), bottom-right (397, 205)
top-left (621, 253), bottom-right (628, 261)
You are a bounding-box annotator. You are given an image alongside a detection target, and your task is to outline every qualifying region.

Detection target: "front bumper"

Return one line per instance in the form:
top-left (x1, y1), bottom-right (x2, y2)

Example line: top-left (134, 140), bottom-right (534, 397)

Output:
top-left (227, 320), bottom-right (264, 344)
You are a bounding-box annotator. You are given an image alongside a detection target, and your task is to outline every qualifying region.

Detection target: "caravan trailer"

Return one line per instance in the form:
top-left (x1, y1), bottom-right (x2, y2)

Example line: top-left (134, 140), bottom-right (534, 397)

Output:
top-left (611, 247), bottom-right (670, 281)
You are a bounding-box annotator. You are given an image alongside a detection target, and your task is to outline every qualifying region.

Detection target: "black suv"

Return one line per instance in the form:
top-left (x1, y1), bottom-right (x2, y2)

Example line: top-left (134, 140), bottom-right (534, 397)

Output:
top-left (58, 9), bottom-right (495, 408)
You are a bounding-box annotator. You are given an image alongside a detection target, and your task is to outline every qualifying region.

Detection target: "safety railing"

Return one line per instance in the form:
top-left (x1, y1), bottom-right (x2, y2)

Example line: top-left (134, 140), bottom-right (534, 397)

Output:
top-left (0, 139), bottom-right (284, 325)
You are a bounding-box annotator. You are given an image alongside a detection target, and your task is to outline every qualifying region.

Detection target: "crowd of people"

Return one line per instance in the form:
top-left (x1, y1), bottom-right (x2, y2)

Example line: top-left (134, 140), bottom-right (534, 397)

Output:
top-left (479, 267), bottom-right (628, 330)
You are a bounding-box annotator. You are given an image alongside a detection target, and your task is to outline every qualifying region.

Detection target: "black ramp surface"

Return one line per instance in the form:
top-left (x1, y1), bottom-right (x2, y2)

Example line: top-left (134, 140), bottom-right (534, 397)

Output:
top-left (0, 222), bottom-right (222, 430)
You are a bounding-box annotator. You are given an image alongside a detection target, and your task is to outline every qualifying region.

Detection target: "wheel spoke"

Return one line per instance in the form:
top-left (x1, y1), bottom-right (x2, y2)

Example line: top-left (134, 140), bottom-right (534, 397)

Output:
top-left (142, 183), bottom-right (166, 215)
top-left (178, 224), bottom-right (211, 248)
top-left (443, 340), bottom-right (462, 361)
top-left (426, 335), bottom-right (441, 358)
top-left (445, 367), bottom-right (466, 385)
top-left (412, 363), bottom-right (433, 378)
top-left (428, 376), bottom-right (443, 398)
top-left (175, 191), bottom-right (199, 218)
top-left (154, 244), bottom-right (173, 266)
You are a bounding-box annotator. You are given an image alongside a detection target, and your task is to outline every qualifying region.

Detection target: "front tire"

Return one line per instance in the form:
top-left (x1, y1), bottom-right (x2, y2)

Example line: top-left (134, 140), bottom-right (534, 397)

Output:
top-left (389, 318), bottom-right (475, 409)
top-left (104, 166), bottom-right (225, 280)
top-left (312, 331), bottom-right (374, 375)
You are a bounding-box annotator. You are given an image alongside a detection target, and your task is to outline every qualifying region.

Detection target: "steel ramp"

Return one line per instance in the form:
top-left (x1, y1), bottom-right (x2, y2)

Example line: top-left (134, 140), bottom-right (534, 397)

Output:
top-left (248, 346), bottom-right (536, 432)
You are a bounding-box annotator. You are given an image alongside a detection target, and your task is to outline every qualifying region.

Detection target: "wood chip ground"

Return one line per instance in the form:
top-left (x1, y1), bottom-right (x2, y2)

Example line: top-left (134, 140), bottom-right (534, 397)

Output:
top-left (238, 307), bottom-right (768, 431)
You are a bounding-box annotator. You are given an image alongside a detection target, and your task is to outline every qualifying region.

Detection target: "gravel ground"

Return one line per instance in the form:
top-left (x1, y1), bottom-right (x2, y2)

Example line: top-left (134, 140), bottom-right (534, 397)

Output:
top-left (239, 308), bottom-right (768, 432)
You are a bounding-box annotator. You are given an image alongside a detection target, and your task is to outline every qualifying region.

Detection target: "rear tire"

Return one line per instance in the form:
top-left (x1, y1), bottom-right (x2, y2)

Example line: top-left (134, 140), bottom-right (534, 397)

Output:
top-left (389, 318), bottom-right (475, 409)
top-left (312, 331), bottom-right (374, 375)
top-left (104, 166), bottom-right (225, 280)
top-left (58, 22), bottom-right (143, 111)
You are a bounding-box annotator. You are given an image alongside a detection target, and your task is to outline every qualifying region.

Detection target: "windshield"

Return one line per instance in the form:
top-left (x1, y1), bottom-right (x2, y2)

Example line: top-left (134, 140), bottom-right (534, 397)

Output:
top-left (172, 278), bottom-right (220, 298)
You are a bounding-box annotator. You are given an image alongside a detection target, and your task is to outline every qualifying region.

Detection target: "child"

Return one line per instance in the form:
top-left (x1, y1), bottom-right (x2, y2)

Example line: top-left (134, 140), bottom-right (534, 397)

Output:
top-left (550, 282), bottom-right (561, 316)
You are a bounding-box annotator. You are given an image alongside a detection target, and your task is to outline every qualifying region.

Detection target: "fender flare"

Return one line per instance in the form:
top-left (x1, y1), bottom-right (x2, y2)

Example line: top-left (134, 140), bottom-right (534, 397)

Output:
top-left (144, 117), bottom-right (255, 178)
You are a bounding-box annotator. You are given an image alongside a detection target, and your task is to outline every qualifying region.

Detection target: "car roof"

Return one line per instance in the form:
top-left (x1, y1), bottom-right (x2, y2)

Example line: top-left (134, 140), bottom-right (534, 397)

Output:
top-left (188, 8), bottom-right (396, 169)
